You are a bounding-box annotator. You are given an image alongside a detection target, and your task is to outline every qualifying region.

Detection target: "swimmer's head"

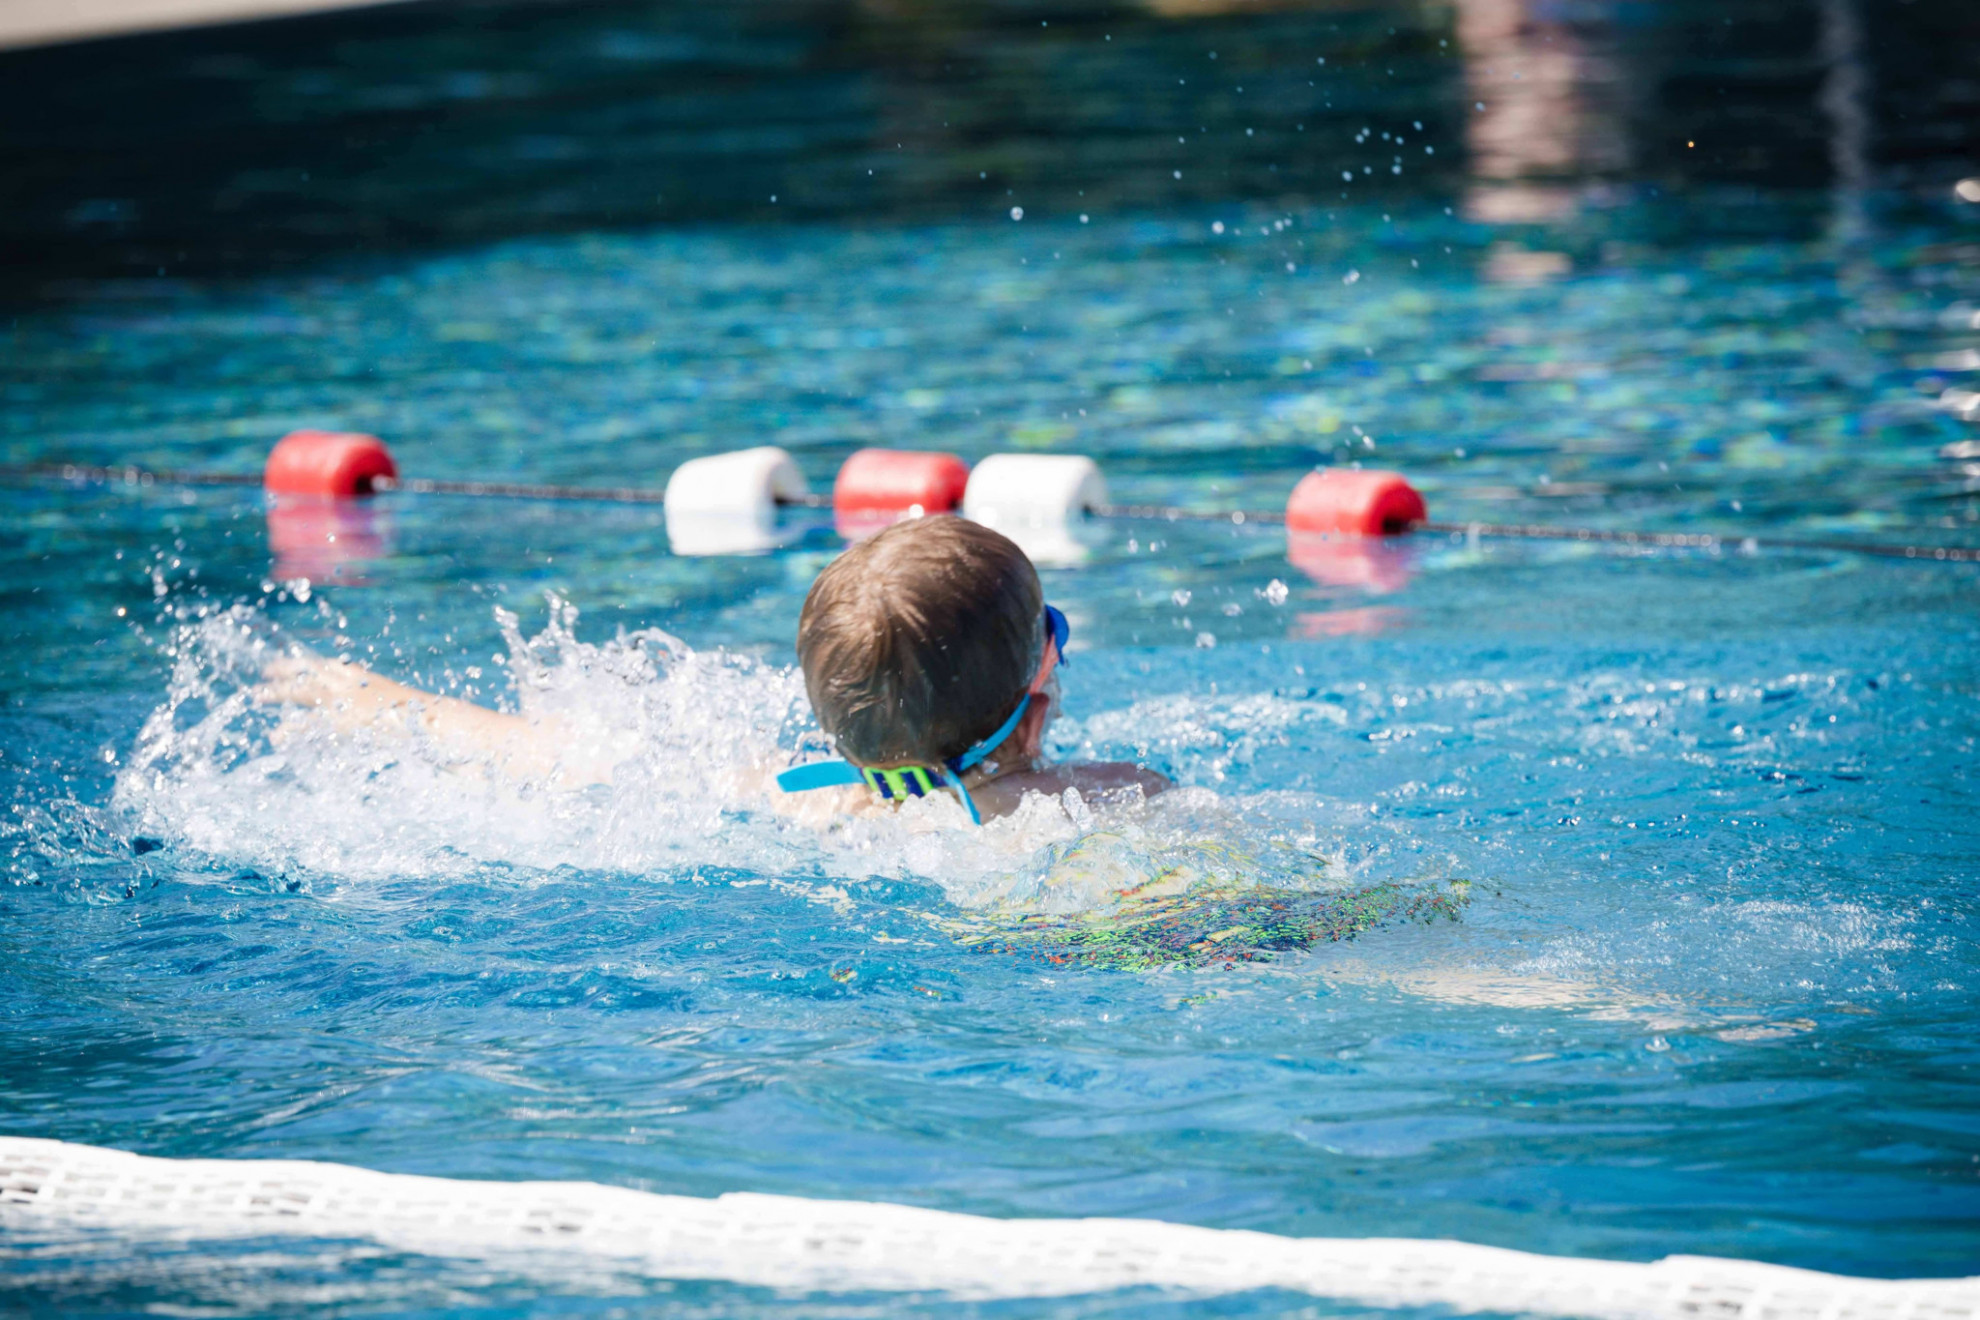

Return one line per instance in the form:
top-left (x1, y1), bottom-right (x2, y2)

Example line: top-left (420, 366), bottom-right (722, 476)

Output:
top-left (798, 516), bottom-right (1045, 769)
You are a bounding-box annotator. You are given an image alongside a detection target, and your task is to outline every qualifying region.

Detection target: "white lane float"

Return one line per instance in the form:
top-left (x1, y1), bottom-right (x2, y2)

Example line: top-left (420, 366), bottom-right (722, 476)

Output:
top-left (961, 452), bottom-right (1110, 564)
top-left (661, 445), bottom-right (810, 556)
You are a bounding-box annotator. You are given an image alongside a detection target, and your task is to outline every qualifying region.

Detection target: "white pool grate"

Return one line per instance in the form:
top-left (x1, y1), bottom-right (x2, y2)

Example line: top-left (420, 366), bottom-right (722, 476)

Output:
top-left (4, 1137), bottom-right (1976, 1318)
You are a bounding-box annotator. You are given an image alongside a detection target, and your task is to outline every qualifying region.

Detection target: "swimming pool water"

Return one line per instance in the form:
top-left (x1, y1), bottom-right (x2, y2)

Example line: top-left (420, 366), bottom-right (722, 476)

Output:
top-left (3, 198), bottom-right (1979, 1315)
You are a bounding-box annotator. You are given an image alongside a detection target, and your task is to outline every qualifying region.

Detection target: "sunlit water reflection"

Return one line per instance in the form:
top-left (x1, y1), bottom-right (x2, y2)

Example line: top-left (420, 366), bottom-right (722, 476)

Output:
top-left (2, 197), bottom-right (1978, 1316)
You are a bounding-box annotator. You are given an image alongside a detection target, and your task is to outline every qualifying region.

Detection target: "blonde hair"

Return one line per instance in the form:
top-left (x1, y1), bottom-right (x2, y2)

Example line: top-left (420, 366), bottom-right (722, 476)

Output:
top-left (797, 517), bottom-right (1043, 768)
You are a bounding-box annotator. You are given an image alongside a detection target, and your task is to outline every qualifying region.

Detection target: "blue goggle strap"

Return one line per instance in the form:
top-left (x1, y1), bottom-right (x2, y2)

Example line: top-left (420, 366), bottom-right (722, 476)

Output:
top-left (949, 694), bottom-right (1028, 774)
top-left (950, 775), bottom-right (983, 826)
top-left (1045, 604), bottom-right (1070, 667)
top-left (943, 603), bottom-right (1061, 772)
top-left (775, 760), bottom-right (865, 793)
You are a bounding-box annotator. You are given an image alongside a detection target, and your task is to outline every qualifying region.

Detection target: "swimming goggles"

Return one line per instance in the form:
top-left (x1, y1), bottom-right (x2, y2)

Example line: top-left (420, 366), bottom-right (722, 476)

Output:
top-left (776, 605), bottom-right (1069, 826)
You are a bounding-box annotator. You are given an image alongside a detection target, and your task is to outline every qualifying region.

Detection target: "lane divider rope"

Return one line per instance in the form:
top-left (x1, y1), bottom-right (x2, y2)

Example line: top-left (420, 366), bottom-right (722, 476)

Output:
top-left (4, 1137), bottom-right (1977, 1315)
top-left (5, 458), bottom-right (1977, 565)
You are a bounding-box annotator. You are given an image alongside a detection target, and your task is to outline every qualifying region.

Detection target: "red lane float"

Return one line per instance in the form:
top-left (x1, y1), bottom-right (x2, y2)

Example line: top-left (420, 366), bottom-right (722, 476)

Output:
top-left (833, 447), bottom-right (971, 539)
top-left (1284, 468), bottom-right (1426, 595)
top-left (264, 430), bottom-right (398, 498)
top-left (1284, 468), bottom-right (1426, 537)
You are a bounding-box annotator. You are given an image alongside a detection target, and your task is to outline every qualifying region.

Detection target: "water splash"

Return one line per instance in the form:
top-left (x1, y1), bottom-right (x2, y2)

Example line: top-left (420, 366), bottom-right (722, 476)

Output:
top-left (107, 594), bottom-right (1462, 949)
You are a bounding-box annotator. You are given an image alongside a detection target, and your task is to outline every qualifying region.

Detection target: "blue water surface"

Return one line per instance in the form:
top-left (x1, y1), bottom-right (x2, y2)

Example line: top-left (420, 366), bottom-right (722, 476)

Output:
top-left (3, 198), bottom-right (1979, 1317)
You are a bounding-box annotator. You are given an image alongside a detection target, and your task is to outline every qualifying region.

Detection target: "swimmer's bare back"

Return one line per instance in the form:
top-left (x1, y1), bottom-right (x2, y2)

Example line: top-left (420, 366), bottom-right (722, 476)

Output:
top-left (967, 761), bottom-right (1171, 819)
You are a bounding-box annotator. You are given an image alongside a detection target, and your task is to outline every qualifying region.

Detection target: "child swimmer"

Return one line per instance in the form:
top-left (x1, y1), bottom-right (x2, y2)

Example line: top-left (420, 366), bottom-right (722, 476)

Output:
top-left (260, 516), bottom-right (1168, 823)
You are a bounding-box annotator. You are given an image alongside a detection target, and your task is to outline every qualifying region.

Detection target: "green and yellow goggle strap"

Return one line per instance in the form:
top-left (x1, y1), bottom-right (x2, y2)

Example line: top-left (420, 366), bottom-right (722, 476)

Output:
top-left (861, 764), bottom-right (943, 802)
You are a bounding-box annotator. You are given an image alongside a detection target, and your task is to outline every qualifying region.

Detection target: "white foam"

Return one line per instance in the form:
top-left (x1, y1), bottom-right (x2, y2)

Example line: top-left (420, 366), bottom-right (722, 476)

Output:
top-left (109, 595), bottom-right (1065, 890)
top-left (106, 595), bottom-right (1406, 915)
top-left (4, 1137), bottom-right (1974, 1316)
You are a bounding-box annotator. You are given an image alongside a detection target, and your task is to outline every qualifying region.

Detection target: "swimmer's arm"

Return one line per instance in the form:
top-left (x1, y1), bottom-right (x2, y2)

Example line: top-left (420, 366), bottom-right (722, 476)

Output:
top-left (969, 761), bottom-right (1170, 820)
top-left (258, 652), bottom-right (613, 786)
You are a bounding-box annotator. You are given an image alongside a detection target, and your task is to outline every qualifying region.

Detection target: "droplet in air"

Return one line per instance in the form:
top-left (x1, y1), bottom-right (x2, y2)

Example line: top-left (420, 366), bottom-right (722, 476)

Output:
top-left (1080, 213), bottom-right (1090, 223)
top-left (1956, 178), bottom-right (1980, 203)
top-left (1212, 220), bottom-right (1225, 234)
top-left (1343, 269), bottom-right (1360, 284)
top-left (1010, 206), bottom-right (1024, 221)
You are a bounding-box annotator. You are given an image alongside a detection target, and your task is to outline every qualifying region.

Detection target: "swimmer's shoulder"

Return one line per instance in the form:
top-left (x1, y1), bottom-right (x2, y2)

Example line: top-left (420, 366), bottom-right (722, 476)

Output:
top-left (971, 760), bottom-right (1170, 820)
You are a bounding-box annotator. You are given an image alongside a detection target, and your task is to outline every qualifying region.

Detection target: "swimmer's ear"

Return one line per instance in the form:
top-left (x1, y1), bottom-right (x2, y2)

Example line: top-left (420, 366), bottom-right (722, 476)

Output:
top-left (1015, 692), bottom-right (1052, 762)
